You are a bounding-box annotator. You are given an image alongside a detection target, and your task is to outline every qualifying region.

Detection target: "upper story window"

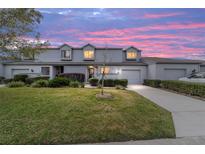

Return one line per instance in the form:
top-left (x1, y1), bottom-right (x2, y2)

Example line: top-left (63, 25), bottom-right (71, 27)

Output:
top-left (61, 50), bottom-right (72, 60)
top-left (84, 50), bottom-right (94, 60)
top-left (126, 51), bottom-right (137, 60)
top-left (41, 67), bottom-right (50, 76)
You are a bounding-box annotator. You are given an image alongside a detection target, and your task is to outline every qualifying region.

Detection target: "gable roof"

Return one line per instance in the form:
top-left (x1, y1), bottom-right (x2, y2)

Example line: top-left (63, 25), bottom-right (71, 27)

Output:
top-left (124, 46), bottom-right (141, 51)
top-left (59, 44), bottom-right (73, 49)
top-left (81, 43), bottom-right (96, 49)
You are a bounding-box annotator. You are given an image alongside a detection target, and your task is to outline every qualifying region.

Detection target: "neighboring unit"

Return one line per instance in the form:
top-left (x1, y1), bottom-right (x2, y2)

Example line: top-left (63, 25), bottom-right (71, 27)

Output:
top-left (0, 44), bottom-right (204, 84)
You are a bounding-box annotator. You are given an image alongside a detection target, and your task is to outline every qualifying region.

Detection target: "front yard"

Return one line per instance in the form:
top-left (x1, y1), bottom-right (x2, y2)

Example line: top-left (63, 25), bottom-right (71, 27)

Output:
top-left (0, 87), bottom-right (175, 144)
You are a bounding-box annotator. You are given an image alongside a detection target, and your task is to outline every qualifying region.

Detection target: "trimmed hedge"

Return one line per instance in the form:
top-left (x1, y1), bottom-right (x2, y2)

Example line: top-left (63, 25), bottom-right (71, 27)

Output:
top-left (70, 81), bottom-right (80, 88)
top-left (114, 79), bottom-right (128, 87)
top-left (58, 73), bottom-right (85, 83)
top-left (160, 80), bottom-right (205, 98)
top-left (31, 79), bottom-right (49, 88)
top-left (89, 78), bottom-right (99, 86)
top-left (144, 79), bottom-right (205, 98)
top-left (100, 79), bottom-right (115, 87)
top-left (0, 76), bottom-right (5, 84)
top-left (14, 74), bottom-right (28, 82)
top-left (3, 79), bottom-right (13, 84)
top-left (89, 78), bottom-right (128, 87)
top-left (48, 77), bottom-right (70, 87)
top-left (144, 79), bottom-right (161, 88)
top-left (7, 81), bottom-right (25, 88)
top-left (25, 76), bottom-right (49, 85)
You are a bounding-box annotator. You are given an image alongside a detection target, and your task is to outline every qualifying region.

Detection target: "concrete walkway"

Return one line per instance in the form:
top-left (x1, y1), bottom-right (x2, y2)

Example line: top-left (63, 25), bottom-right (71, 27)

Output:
top-left (128, 85), bottom-right (205, 138)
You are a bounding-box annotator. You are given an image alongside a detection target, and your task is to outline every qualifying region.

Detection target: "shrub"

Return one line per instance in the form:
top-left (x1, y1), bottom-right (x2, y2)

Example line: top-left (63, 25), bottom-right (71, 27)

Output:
top-left (144, 79), bottom-right (161, 88)
top-left (0, 76), bottom-right (5, 84)
top-left (144, 79), bottom-right (205, 98)
top-left (115, 85), bottom-right (126, 90)
top-left (58, 73), bottom-right (85, 82)
top-left (89, 78), bottom-right (99, 86)
top-left (100, 79), bottom-right (115, 87)
top-left (160, 80), bottom-right (205, 98)
top-left (48, 77), bottom-right (70, 87)
top-left (70, 81), bottom-right (80, 88)
top-left (3, 78), bottom-right (13, 84)
top-left (25, 76), bottom-right (49, 85)
top-left (80, 83), bottom-right (85, 88)
top-left (114, 79), bottom-right (128, 87)
top-left (7, 81), bottom-right (25, 88)
top-left (104, 79), bottom-right (115, 87)
top-left (14, 74), bottom-right (28, 82)
top-left (31, 80), bottom-right (49, 88)
top-left (99, 79), bottom-right (128, 87)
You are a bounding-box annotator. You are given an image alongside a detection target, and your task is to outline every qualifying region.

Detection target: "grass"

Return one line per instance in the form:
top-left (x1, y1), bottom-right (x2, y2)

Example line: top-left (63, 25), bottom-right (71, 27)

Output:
top-left (0, 87), bottom-right (175, 144)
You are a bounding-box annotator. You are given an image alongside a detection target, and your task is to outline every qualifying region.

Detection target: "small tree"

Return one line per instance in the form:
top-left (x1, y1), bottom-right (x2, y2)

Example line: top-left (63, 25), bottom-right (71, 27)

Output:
top-left (0, 9), bottom-right (49, 59)
top-left (18, 34), bottom-right (50, 60)
top-left (101, 63), bottom-right (106, 95)
top-left (100, 45), bottom-right (109, 95)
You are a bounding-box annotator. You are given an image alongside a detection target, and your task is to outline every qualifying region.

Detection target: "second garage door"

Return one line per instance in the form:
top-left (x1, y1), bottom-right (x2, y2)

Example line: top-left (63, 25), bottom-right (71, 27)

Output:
top-left (121, 69), bottom-right (141, 84)
top-left (201, 66), bottom-right (205, 72)
top-left (12, 69), bottom-right (29, 77)
top-left (164, 69), bottom-right (186, 80)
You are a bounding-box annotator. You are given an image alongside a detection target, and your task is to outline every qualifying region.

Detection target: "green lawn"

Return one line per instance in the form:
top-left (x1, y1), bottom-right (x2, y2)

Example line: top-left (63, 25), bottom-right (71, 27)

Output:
top-left (0, 87), bottom-right (175, 144)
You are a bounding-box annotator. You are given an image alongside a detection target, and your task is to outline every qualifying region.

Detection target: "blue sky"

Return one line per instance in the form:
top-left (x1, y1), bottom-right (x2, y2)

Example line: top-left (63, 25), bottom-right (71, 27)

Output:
top-left (34, 8), bottom-right (205, 59)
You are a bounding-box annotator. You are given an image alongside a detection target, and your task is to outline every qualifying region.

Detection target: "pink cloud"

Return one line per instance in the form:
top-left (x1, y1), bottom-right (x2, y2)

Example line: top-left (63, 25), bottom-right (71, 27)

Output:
top-left (77, 35), bottom-right (205, 59)
top-left (80, 34), bottom-right (200, 42)
top-left (143, 12), bottom-right (184, 19)
top-left (87, 22), bottom-right (205, 37)
top-left (143, 46), bottom-right (205, 59)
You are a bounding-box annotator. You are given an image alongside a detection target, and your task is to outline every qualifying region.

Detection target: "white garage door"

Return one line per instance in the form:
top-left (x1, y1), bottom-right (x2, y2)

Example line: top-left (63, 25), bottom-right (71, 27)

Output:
top-left (201, 66), bottom-right (205, 72)
top-left (12, 69), bottom-right (29, 77)
top-left (164, 69), bottom-right (186, 80)
top-left (121, 69), bottom-right (141, 84)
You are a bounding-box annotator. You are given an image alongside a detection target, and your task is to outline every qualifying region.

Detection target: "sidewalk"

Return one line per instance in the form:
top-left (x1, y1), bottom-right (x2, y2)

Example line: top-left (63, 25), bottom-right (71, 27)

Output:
top-left (99, 136), bottom-right (205, 145)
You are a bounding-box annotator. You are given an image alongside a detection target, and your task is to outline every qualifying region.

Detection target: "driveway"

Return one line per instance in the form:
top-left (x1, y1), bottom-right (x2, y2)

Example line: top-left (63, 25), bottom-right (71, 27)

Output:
top-left (128, 85), bottom-right (205, 137)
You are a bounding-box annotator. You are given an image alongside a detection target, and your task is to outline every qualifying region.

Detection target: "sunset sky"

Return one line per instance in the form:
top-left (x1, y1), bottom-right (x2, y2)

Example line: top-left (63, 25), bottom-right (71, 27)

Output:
top-left (36, 8), bottom-right (205, 59)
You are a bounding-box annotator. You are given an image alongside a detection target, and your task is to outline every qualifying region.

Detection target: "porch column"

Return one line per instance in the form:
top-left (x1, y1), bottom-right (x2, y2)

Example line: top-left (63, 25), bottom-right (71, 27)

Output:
top-left (49, 66), bottom-right (55, 79)
top-left (85, 66), bottom-right (88, 82)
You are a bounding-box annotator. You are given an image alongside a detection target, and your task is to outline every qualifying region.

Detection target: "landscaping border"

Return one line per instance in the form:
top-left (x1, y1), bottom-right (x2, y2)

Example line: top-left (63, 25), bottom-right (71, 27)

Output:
top-left (144, 79), bottom-right (205, 99)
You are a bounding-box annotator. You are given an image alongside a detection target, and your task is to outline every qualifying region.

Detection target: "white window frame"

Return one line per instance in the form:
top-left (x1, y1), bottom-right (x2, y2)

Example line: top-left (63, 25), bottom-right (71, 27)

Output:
top-left (41, 67), bottom-right (50, 76)
top-left (84, 50), bottom-right (94, 60)
top-left (126, 51), bottom-right (137, 60)
top-left (61, 50), bottom-right (72, 60)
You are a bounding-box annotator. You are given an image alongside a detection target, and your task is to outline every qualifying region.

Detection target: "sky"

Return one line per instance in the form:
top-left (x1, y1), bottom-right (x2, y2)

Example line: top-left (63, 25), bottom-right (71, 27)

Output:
top-left (35, 8), bottom-right (205, 60)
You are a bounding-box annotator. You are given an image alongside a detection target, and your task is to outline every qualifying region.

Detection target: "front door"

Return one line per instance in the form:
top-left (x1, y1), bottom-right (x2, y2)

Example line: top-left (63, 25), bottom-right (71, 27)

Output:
top-left (55, 66), bottom-right (64, 76)
top-left (88, 66), bottom-right (94, 79)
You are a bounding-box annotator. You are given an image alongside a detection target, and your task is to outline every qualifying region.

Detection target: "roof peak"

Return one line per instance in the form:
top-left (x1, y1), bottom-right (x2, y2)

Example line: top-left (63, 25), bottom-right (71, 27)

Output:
top-left (59, 44), bottom-right (73, 49)
top-left (124, 46), bottom-right (141, 51)
top-left (81, 43), bottom-right (96, 48)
